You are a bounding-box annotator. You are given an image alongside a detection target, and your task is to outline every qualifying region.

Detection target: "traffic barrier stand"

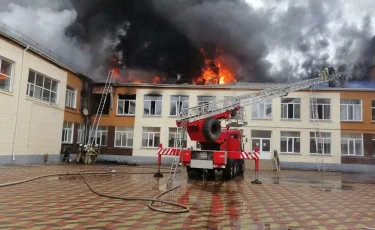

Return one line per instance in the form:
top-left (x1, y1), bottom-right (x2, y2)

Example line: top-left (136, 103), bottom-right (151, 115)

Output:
top-left (154, 144), bottom-right (163, 177)
top-left (251, 146), bottom-right (262, 184)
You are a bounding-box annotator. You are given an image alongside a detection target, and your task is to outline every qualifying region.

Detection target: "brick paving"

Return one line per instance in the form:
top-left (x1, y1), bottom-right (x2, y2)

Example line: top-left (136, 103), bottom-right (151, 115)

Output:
top-left (0, 164), bottom-right (375, 229)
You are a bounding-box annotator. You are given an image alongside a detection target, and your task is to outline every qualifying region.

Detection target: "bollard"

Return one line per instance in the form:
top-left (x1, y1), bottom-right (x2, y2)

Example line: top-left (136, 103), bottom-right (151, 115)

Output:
top-left (154, 144), bottom-right (163, 177)
top-left (251, 146), bottom-right (262, 184)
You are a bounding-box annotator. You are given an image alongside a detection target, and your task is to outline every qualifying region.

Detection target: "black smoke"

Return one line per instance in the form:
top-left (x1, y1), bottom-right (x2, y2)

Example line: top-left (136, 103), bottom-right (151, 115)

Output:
top-left (4, 0), bottom-right (372, 83)
top-left (64, 0), bottom-right (375, 83)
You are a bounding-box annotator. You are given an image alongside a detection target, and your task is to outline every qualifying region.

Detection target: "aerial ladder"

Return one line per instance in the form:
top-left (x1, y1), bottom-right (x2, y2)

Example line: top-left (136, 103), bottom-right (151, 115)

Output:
top-left (156, 72), bottom-right (341, 183)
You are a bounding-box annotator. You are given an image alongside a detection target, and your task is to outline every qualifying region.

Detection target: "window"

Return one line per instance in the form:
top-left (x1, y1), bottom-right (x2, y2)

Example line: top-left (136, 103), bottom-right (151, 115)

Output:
top-left (168, 127), bottom-right (188, 148)
top-left (62, 121), bottom-right (73, 143)
top-left (371, 101), bottom-right (375, 121)
top-left (142, 127), bottom-right (161, 148)
top-left (197, 96), bottom-right (216, 114)
top-left (170, 96), bottom-right (189, 116)
top-left (310, 132), bottom-right (331, 154)
top-left (252, 100), bottom-right (272, 119)
top-left (93, 126), bottom-right (108, 146)
top-left (372, 134), bottom-right (375, 158)
top-left (281, 98), bottom-right (300, 119)
top-left (115, 127), bottom-right (134, 147)
top-left (27, 70), bottom-right (58, 104)
top-left (310, 98), bottom-right (331, 120)
top-left (77, 124), bottom-right (85, 144)
top-left (340, 99), bottom-right (362, 121)
top-left (65, 86), bottom-right (76, 108)
top-left (341, 133), bottom-right (363, 156)
top-left (144, 95), bottom-right (162, 116)
top-left (117, 94), bottom-right (136, 115)
top-left (197, 96), bottom-right (215, 105)
top-left (0, 57), bottom-right (13, 92)
top-left (280, 131), bottom-right (300, 154)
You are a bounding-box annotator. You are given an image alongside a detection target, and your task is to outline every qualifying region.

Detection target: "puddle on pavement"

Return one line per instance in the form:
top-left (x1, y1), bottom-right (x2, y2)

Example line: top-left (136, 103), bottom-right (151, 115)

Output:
top-left (271, 177), bottom-right (355, 191)
top-left (47, 174), bottom-right (112, 181)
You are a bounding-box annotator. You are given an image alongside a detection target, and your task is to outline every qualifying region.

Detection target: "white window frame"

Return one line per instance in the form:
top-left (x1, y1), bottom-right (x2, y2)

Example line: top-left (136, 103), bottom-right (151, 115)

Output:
top-left (168, 127), bottom-right (188, 148)
top-left (341, 134), bottom-right (363, 156)
top-left (197, 96), bottom-right (215, 106)
top-left (62, 121), bottom-right (74, 143)
top-left (281, 98), bottom-right (301, 120)
top-left (93, 126), bottom-right (108, 146)
top-left (310, 132), bottom-right (331, 155)
top-left (340, 99), bottom-right (362, 122)
top-left (77, 124), bottom-right (85, 144)
top-left (252, 100), bottom-right (272, 119)
top-left (65, 85), bottom-right (77, 108)
top-left (170, 96), bottom-right (189, 116)
top-left (371, 101), bottom-right (375, 122)
top-left (280, 131), bottom-right (300, 154)
top-left (142, 127), bottom-right (161, 148)
top-left (310, 98), bottom-right (331, 120)
top-left (143, 95), bottom-right (162, 116)
top-left (0, 57), bottom-right (14, 92)
top-left (114, 127), bottom-right (134, 148)
top-left (117, 95), bottom-right (136, 116)
top-left (27, 70), bottom-right (59, 104)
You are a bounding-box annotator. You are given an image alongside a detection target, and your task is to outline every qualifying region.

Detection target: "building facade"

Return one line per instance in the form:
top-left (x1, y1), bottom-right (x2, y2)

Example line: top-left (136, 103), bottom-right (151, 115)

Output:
top-left (0, 23), bottom-right (374, 170)
top-left (0, 31), bottom-right (89, 165)
top-left (87, 83), bottom-right (375, 170)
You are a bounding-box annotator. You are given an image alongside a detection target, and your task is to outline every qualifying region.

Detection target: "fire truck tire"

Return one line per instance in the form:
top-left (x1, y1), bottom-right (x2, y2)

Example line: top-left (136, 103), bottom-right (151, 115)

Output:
top-left (239, 159), bottom-right (245, 175)
top-left (202, 118), bottom-right (221, 141)
top-left (223, 159), bottom-right (234, 180)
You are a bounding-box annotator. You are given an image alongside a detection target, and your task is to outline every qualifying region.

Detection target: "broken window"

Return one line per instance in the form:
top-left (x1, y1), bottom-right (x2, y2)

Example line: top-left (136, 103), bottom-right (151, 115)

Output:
top-left (170, 96), bottom-right (189, 116)
top-left (117, 94), bottom-right (136, 115)
top-left (91, 93), bottom-right (110, 115)
top-left (144, 95), bottom-right (162, 116)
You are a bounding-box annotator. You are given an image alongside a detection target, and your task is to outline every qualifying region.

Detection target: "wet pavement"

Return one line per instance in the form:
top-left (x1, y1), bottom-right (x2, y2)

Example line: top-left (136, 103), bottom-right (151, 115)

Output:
top-left (0, 164), bottom-right (375, 229)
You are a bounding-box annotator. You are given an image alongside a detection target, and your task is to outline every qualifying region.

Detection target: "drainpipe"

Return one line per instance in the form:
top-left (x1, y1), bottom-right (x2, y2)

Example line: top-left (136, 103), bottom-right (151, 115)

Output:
top-left (11, 45), bottom-right (30, 161)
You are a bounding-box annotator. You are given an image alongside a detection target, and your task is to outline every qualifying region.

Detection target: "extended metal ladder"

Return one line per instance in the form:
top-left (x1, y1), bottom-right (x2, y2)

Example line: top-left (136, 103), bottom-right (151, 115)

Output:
top-left (87, 70), bottom-right (114, 146)
top-left (177, 75), bottom-right (339, 124)
top-left (167, 126), bottom-right (187, 186)
top-left (310, 86), bottom-right (325, 172)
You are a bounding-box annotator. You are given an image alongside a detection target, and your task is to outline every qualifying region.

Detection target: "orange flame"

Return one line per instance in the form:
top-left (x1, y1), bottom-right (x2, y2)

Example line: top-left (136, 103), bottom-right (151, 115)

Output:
top-left (193, 48), bottom-right (236, 85)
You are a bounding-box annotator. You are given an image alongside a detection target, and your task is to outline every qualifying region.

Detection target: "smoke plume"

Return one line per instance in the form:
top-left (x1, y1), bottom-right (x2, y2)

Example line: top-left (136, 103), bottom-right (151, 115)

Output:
top-left (0, 0), bottom-right (374, 83)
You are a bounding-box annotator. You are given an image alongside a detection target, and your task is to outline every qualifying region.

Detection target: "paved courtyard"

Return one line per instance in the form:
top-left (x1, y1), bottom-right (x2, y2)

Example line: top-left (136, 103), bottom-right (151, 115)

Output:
top-left (0, 163), bottom-right (375, 230)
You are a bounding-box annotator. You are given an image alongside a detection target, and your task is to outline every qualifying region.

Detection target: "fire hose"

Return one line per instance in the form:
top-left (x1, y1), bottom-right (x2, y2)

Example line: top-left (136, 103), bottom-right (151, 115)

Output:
top-left (0, 166), bottom-right (189, 214)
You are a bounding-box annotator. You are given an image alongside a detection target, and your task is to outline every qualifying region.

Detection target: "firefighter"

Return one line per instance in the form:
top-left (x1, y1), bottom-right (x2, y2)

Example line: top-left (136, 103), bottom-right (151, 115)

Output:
top-left (62, 145), bottom-right (71, 163)
top-left (321, 67), bottom-right (329, 81)
top-left (328, 66), bottom-right (335, 76)
top-left (76, 144), bottom-right (83, 163)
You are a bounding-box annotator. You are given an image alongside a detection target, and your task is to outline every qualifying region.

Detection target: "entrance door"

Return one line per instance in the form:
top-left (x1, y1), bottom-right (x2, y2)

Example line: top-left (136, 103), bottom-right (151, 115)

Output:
top-left (251, 130), bottom-right (272, 159)
top-left (252, 138), bottom-right (271, 159)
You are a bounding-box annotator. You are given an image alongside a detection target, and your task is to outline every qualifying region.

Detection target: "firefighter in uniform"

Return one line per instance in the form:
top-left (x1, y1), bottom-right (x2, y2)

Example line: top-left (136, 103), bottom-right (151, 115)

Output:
top-left (321, 66), bottom-right (329, 81)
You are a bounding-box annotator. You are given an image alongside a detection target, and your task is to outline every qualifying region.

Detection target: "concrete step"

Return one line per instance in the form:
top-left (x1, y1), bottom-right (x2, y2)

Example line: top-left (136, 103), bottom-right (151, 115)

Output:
top-left (245, 159), bottom-right (279, 171)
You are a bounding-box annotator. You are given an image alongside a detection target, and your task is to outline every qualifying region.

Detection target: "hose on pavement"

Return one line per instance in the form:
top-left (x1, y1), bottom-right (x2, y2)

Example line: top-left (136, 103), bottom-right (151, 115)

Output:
top-left (0, 167), bottom-right (189, 213)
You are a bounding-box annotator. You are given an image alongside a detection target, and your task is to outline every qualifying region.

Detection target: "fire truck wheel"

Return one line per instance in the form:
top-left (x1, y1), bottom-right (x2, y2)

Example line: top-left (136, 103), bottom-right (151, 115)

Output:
top-left (223, 159), bottom-right (234, 180)
top-left (239, 160), bottom-right (245, 175)
top-left (202, 118), bottom-right (221, 141)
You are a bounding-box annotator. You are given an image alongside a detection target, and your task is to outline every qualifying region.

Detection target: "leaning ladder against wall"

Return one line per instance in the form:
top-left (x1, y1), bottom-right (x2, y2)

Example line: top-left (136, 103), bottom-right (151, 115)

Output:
top-left (310, 86), bottom-right (325, 172)
top-left (87, 70), bottom-right (114, 146)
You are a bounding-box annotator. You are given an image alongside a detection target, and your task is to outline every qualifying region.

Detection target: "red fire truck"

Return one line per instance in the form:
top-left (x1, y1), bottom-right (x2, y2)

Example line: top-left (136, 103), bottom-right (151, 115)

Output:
top-left (155, 73), bottom-right (341, 182)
